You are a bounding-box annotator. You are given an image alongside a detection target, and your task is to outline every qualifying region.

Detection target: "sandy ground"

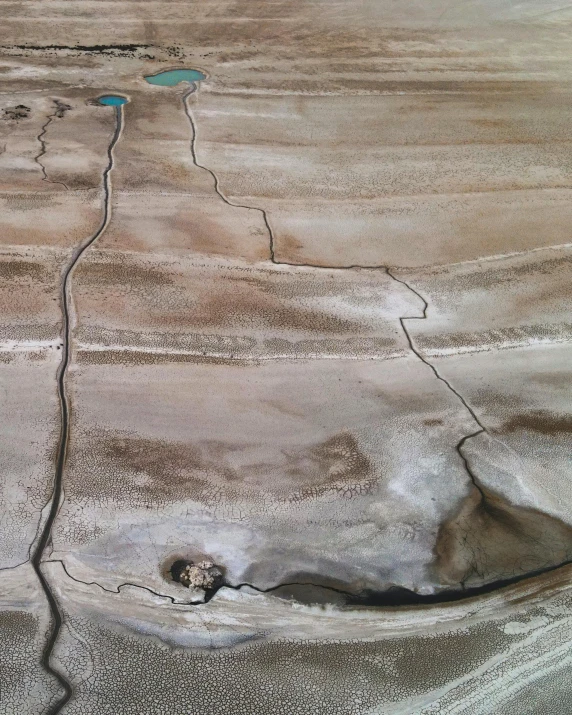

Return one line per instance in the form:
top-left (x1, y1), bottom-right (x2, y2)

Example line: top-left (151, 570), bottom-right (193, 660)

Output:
top-left (52, 357), bottom-right (475, 598)
top-left (0, 247), bottom-right (62, 568)
top-left (1, 0), bottom-right (572, 712)
top-left (44, 560), bottom-right (572, 715)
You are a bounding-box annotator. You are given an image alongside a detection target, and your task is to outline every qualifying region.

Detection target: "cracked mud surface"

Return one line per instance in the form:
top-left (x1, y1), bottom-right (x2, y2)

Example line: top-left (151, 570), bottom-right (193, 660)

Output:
top-left (1, 1), bottom-right (572, 713)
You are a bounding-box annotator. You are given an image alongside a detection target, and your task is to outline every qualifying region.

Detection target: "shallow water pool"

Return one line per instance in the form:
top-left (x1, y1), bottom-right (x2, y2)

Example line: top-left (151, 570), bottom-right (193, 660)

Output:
top-left (98, 95), bottom-right (129, 106)
top-left (144, 69), bottom-right (206, 86)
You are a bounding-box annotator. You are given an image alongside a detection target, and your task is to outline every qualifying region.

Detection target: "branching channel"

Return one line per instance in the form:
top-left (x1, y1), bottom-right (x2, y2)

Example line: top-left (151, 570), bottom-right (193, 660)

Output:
top-left (31, 104), bottom-right (124, 715)
top-left (34, 100), bottom-right (72, 191)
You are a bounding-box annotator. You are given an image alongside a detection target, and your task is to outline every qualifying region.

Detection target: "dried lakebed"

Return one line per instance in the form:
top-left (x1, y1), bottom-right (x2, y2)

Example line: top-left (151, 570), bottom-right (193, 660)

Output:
top-left (1, 23), bottom-right (571, 715)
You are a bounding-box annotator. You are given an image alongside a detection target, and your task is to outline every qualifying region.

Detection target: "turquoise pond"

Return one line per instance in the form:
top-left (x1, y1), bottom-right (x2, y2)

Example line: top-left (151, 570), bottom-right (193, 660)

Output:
top-left (144, 69), bottom-right (206, 86)
top-left (98, 95), bottom-right (129, 106)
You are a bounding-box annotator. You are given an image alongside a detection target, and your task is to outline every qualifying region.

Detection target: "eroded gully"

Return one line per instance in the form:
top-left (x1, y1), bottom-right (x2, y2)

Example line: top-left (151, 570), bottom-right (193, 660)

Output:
top-left (34, 101), bottom-right (71, 191)
top-left (31, 103), bottom-right (124, 714)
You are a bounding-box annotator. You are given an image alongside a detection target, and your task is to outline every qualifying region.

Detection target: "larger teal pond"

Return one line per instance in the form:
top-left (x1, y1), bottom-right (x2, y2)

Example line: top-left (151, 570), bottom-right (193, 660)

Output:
top-left (144, 69), bottom-right (206, 86)
top-left (98, 95), bottom-right (129, 106)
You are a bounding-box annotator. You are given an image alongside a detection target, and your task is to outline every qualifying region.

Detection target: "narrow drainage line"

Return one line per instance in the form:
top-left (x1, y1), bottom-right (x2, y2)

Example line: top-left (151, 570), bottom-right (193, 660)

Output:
top-left (46, 558), bottom-right (355, 605)
top-left (0, 559), bottom-right (30, 573)
top-left (184, 80), bottom-right (488, 503)
top-left (44, 560), bottom-right (181, 604)
top-left (182, 84), bottom-right (426, 274)
top-left (31, 103), bottom-right (123, 715)
top-left (385, 270), bottom-right (485, 428)
top-left (46, 556), bottom-right (572, 609)
top-left (182, 84), bottom-right (277, 262)
top-left (34, 102), bottom-right (70, 191)
top-left (385, 267), bottom-right (488, 504)
top-left (0, 491), bottom-right (48, 573)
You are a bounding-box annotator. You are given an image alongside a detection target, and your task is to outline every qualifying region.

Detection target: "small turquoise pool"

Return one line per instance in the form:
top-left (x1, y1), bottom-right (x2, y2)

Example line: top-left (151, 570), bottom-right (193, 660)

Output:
top-left (144, 69), bottom-right (206, 87)
top-left (98, 95), bottom-right (129, 106)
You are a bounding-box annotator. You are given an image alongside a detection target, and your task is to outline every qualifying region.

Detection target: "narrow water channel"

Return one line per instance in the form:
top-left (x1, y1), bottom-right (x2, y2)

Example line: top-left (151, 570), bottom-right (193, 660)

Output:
top-left (31, 95), bottom-right (127, 715)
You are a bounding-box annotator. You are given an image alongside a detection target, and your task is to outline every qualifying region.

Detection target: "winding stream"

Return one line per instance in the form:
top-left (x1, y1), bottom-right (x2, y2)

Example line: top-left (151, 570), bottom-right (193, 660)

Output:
top-left (31, 95), bottom-right (127, 715)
